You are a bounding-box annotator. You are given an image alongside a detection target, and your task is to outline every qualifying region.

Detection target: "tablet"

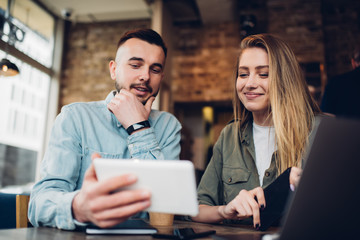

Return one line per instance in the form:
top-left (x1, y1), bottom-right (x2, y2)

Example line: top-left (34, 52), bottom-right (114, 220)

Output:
top-left (86, 219), bottom-right (157, 235)
top-left (259, 168), bottom-right (292, 231)
top-left (93, 158), bottom-right (199, 216)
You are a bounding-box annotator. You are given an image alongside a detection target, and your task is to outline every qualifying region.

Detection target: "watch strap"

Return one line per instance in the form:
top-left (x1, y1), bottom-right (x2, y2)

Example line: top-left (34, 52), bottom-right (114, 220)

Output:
top-left (126, 120), bottom-right (150, 135)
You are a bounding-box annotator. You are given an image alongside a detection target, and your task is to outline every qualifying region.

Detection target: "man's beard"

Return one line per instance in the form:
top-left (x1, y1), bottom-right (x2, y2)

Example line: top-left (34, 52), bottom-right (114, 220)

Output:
top-left (115, 81), bottom-right (159, 105)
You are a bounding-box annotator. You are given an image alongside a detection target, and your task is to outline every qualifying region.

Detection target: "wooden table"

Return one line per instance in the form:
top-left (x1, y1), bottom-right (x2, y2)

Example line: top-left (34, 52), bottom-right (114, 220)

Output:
top-left (0, 220), bottom-right (278, 240)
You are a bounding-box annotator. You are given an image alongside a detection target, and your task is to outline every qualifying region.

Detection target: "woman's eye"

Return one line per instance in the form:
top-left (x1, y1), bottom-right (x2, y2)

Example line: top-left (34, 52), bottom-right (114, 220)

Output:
top-left (238, 73), bottom-right (248, 78)
top-left (259, 73), bottom-right (269, 78)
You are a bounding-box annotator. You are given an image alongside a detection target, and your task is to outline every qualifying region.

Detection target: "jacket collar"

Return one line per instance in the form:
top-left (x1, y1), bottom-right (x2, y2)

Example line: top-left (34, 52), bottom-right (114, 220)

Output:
top-left (239, 120), bottom-right (253, 147)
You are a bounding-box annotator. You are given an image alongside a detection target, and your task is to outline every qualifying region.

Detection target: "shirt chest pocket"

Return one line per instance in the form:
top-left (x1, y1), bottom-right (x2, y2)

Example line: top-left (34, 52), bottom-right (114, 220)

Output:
top-left (222, 167), bottom-right (251, 184)
top-left (84, 146), bottom-right (125, 159)
top-left (222, 167), bottom-right (251, 203)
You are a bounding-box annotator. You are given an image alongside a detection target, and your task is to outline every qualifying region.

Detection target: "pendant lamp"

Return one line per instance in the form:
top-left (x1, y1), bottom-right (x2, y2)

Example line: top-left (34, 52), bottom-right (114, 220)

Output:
top-left (0, 58), bottom-right (19, 76)
top-left (0, 0), bottom-right (20, 77)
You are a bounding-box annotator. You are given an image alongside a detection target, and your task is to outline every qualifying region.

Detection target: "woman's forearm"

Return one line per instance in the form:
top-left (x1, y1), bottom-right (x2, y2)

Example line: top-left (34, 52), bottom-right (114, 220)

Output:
top-left (191, 204), bottom-right (225, 223)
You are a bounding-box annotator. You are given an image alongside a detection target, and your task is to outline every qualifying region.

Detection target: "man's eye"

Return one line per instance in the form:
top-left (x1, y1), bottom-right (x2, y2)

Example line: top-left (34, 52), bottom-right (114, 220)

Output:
top-left (130, 64), bottom-right (140, 68)
top-left (151, 68), bottom-right (161, 74)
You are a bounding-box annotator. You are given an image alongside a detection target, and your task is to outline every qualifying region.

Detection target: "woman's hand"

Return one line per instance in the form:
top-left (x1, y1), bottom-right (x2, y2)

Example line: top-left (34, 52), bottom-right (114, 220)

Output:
top-left (289, 167), bottom-right (302, 191)
top-left (218, 187), bottom-right (265, 229)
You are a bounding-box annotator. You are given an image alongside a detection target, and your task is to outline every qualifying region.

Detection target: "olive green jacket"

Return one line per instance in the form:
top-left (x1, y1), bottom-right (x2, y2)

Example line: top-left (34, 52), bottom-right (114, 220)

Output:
top-left (197, 116), bottom-right (322, 224)
top-left (197, 121), bottom-right (278, 208)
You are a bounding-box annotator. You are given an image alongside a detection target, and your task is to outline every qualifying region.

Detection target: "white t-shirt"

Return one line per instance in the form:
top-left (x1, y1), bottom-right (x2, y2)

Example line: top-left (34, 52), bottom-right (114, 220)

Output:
top-left (253, 123), bottom-right (276, 186)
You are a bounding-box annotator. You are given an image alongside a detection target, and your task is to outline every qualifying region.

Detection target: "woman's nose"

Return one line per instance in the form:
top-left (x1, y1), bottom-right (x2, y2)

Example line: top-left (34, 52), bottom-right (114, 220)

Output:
top-left (245, 74), bottom-right (257, 88)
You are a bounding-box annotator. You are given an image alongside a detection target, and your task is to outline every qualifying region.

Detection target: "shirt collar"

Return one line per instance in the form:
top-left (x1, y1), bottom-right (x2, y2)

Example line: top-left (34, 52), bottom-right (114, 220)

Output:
top-left (105, 90), bottom-right (123, 128)
top-left (105, 90), bottom-right (117, 104)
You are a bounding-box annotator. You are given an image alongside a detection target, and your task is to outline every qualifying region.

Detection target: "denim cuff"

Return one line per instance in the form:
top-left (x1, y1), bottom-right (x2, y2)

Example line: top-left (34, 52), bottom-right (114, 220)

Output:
top-left (127, 128), bottom-right (162, 159)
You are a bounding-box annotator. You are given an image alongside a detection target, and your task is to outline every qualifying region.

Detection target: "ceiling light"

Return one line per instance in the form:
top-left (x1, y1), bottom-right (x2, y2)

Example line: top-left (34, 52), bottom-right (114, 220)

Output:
top-left (0, 58), bottom-right (19, 76)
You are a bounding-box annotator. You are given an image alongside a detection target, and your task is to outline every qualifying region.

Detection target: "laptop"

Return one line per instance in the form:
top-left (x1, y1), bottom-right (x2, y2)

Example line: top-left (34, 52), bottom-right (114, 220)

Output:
top-left (263, 116), bottom-right (360, 240)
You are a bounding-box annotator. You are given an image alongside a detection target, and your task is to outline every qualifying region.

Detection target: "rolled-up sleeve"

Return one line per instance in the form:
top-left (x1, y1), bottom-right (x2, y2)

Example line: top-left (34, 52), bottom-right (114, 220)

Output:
top-left (127, 113), bottom-right (181, 160)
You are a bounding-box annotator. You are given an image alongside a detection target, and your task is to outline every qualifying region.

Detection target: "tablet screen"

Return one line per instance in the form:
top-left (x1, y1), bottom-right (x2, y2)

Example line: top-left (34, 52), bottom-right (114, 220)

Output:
top-left (93, 158), bottom-right (199, 216)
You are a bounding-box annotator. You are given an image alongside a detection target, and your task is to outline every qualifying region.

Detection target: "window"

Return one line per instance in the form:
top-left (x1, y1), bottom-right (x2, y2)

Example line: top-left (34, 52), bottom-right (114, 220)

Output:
top-left (0, 0), bottom-right (56, 191)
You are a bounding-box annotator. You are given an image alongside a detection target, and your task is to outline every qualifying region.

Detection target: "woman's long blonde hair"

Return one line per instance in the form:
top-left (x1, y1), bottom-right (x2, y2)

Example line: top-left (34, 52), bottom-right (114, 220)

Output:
top-left (233, 34), bottom-right (320, 174)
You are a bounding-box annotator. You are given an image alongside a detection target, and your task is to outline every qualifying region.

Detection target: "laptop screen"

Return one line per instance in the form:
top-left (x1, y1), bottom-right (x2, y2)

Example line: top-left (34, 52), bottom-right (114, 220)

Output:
top-left (279, 116), bottom-right (360, 240)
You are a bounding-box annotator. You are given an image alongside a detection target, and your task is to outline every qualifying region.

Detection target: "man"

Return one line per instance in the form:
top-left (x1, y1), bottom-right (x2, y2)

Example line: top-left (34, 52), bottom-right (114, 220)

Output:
top-left (28, 29), bottom-right (181, 230)
top-left (320, 46), bottom-right (360, 118)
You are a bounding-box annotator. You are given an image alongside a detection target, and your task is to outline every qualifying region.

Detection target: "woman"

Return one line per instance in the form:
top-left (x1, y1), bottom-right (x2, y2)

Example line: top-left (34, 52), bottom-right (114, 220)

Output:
top-left (192, 34), bottom-right (320, 229)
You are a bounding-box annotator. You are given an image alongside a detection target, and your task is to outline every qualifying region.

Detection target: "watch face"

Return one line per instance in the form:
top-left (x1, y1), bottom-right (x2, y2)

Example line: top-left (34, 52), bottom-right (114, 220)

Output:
top-left (133, 123), bottom-right (143, 130)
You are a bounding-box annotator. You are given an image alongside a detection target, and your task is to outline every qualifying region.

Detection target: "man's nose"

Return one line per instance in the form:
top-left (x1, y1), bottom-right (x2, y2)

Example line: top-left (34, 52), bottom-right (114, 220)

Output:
top-left (139, 68), bottom-right (150, 81)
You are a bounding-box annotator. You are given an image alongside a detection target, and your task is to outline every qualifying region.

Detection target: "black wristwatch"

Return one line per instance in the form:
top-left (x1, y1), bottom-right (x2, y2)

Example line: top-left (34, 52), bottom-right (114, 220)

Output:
top-left (126, 120), bottom-right (150, 135)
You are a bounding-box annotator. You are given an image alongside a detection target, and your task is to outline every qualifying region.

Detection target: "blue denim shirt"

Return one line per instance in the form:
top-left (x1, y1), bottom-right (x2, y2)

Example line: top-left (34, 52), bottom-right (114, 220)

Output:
top-left (28, 91), bottom-right (181, 230)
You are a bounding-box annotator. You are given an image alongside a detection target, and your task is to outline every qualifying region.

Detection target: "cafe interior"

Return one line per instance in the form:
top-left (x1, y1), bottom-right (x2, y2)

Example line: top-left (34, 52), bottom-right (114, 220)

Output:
top-left (0, 0), bottom-right (359, 218)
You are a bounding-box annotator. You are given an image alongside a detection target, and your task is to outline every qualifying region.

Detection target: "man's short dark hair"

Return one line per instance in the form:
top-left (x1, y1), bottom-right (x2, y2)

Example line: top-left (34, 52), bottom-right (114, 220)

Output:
top-left (117, 28), bottom-right (167, 57)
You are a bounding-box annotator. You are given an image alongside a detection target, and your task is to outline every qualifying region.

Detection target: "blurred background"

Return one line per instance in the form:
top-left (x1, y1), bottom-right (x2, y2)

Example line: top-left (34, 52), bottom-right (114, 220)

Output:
top-left (0, 0), bottom-right (359, 191)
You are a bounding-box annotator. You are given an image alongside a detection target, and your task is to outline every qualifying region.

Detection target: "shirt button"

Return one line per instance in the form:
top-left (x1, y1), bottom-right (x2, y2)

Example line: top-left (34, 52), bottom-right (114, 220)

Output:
top-left (265, 172), bottom-right (270, 177)
top-left (228, 177), bottom-right (232, 183)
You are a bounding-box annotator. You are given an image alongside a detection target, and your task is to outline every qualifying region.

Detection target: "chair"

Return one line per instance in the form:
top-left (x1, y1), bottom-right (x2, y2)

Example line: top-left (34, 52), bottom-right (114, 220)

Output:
top-left (16, 194), bottom-right (30, 228)
top-left (0, 193), bottom-right (30, 229)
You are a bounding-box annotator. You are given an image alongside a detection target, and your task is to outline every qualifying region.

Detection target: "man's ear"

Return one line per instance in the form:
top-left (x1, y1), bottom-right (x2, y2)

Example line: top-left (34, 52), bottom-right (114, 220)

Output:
top-left (109, 60), bottom-right (116, 80)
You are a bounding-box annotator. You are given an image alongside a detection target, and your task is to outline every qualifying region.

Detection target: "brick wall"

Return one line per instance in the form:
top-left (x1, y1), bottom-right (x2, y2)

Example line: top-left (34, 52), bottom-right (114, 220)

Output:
top-left (60, 19), bottom-right (150, 108)
top-left (171, 0), bottom-right (326, 104)
top-left (267, 0), bottom-right (324, 63)
top-left (171, 0), bottom-right (360, 104)
top-left (322, 0), bottom-right (360, 78)
top-left (171, 22), bottom-right (240, 103)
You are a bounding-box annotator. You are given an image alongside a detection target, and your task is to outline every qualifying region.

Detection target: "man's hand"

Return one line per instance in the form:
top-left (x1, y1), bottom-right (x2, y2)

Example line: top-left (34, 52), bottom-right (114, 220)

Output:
top-left (72, 153), bottom-right (151, 228)
top-left (107, 89), bottom-right (155, 129)
top-left (219, 187), bottom-right (265, 229)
